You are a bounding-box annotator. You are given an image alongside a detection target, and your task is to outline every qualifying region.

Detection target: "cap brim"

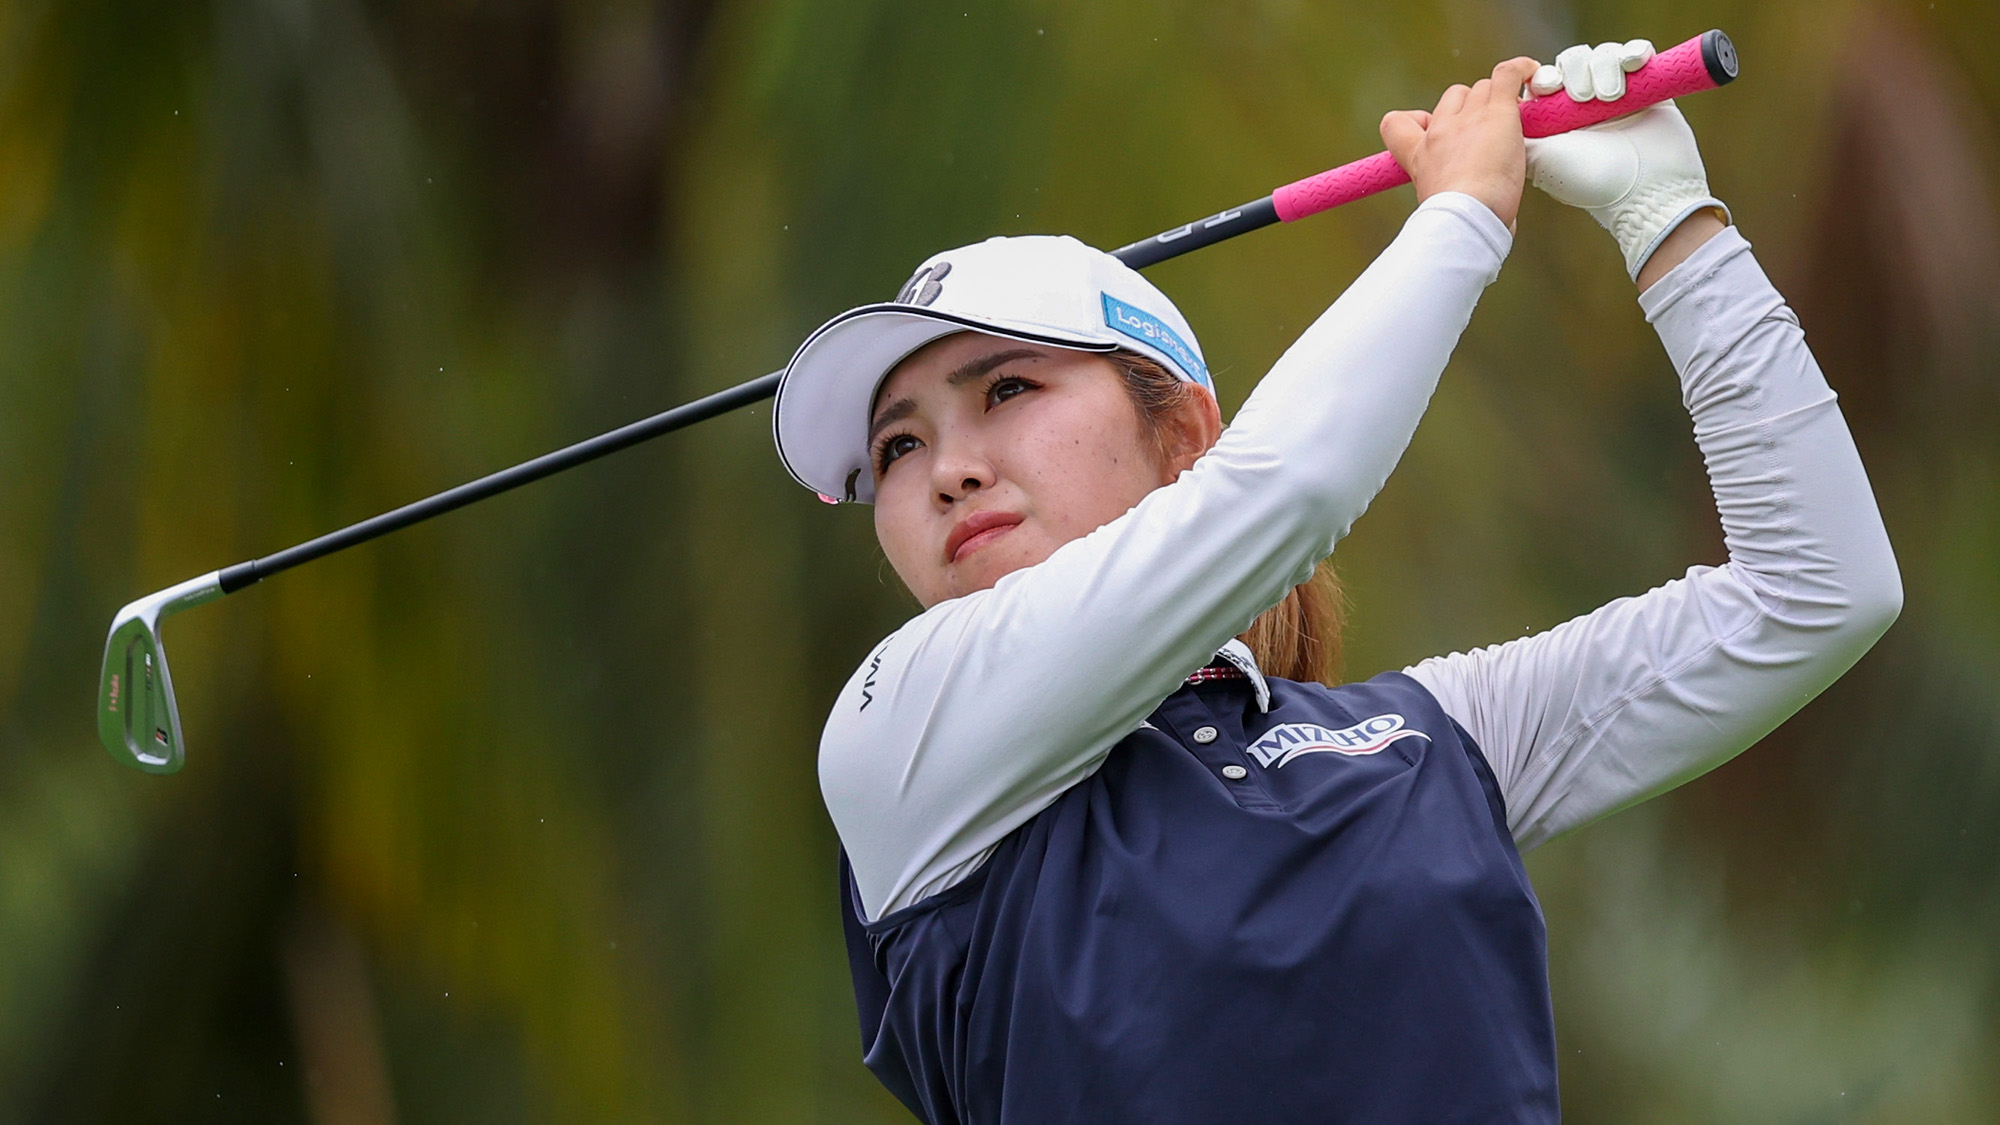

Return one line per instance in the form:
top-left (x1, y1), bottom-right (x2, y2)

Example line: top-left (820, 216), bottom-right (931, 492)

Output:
top-left (773, 304), bottom-right (1113, 504)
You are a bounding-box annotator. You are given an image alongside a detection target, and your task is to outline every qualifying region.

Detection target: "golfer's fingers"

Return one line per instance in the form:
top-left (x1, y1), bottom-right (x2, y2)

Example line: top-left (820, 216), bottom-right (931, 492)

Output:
top-left (1528, 63), bottom-right (1564, 97)
top-left (1619, 39), bottom-right (1656, 72)
top-left (1379, 110), bottom-right (1430, 169)
top-left (1433, 83), bottom-right (1470, 117)
top-left (1555, 43), bottom-right (1594, 102)
top-left (1589, 42), bottom-right (1628, 100)
top-left (1489, 56), bottom-right (1539, 104)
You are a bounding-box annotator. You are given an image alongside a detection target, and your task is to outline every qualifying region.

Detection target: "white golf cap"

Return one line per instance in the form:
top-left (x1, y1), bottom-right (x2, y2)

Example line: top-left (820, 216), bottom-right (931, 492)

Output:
top-left (773, 234), bottom-right (1212, 504)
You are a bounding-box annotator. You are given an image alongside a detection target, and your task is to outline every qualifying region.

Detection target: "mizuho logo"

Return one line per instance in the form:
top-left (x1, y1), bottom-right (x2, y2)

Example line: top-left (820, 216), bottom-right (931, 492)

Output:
top-left (896, 260), bottom-right (951, 306)
top-left (1245, 714), bottom-right (1429, 769)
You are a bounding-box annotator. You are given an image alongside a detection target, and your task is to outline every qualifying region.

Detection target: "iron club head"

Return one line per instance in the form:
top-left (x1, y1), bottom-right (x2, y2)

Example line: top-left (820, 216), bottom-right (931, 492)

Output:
top-left (96, 572), bottom-right (224, 774)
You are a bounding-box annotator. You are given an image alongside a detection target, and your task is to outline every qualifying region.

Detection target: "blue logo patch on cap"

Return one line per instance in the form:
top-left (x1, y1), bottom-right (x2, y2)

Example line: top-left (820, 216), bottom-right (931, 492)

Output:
top-left (1102, 294), bottom-right (1210, 390)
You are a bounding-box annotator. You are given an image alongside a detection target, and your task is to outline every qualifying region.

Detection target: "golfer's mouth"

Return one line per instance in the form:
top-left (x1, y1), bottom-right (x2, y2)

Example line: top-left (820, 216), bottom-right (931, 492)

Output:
top-left (946, 510), bottom-right (1023, 564)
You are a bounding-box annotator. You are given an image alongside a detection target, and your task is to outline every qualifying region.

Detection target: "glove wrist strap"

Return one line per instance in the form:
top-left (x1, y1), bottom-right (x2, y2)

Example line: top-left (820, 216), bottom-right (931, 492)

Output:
top-left (1626, 196), bottom-right (1732, 280)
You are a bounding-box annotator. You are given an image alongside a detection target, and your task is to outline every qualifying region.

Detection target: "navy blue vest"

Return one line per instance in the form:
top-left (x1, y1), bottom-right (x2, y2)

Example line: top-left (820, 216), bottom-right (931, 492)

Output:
top-left (839, 670), bottom-right (1559, 1124)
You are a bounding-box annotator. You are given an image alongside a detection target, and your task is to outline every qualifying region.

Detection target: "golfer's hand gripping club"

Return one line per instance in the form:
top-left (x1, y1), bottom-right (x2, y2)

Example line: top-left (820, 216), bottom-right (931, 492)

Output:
top-left (1376, 56), bottom-right (1545, 232)
top-left (1105, 29), bottom-right (1734, 267)
top-left (1263, 31), bottom-right (1735, 222)
top-left (96, 30), bottom-right (1739, 774)
top-left (1523, 40), bottom-right (1730, 279)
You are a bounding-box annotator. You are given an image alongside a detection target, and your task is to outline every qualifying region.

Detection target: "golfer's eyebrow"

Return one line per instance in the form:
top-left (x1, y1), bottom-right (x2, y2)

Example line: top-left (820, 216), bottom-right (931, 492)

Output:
top-left (946, 348), bottom-right (1042, 386)
top-left (869, 397), bottom-right (917, 441)
top-left (869, 349), bottom-right (1045, 440)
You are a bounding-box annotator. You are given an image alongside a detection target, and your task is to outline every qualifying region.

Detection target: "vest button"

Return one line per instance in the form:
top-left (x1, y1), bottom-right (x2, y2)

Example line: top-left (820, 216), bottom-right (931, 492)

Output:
top-left (1221, 764), bottom-right (1248, 780)
top-left (1192, 726), bottom-right (1219, 744)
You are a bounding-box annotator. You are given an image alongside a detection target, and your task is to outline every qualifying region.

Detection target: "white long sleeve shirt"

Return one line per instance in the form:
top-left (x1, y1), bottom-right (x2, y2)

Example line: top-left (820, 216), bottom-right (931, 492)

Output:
top-left (820, 192), bottom-right (1901, 922)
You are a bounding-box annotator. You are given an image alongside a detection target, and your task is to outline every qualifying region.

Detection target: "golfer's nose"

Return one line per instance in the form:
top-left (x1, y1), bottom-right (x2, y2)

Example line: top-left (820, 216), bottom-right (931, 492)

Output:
top-left (929, 436), bottom-right (994, 505)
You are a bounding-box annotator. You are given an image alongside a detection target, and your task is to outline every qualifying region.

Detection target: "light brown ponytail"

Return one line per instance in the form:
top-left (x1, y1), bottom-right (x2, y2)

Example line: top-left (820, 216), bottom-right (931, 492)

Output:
top-left (1111, 350), bottom-right (1346, 686)
top-left (1235, 559), bottom-right (1345, 685)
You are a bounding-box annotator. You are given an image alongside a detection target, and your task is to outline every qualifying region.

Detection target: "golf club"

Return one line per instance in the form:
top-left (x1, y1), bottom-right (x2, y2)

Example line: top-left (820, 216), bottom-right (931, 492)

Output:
top-left (96, 30), bottom-right (1739, 774)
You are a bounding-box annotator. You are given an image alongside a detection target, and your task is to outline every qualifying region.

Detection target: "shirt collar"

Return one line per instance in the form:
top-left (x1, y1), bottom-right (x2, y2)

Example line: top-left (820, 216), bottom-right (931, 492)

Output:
top-left (1213, 639), bottom-right (1272, 713)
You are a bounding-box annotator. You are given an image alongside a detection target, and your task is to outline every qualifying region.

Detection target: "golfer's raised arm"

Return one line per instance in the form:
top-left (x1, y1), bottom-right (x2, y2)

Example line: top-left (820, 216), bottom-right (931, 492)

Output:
top-left (1407, 227), bottom-right (1902, 850)
top-left (823, 193), bottom-right (1510, 920)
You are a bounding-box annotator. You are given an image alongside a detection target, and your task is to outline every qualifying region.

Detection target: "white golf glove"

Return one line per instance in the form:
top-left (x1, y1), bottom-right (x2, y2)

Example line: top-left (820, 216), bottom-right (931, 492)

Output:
top-left (1524, 40), bottom-right (1730, 279)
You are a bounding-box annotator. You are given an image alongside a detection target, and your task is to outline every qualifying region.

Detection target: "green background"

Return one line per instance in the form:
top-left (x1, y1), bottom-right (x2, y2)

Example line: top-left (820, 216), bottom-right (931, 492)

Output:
top-left (2, 0), bottom-right (1996, 1120)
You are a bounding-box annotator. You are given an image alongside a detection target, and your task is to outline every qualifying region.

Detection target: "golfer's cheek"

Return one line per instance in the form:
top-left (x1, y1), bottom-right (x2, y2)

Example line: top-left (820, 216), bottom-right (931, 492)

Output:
top-left (874, 500), bottom-right (939, 596)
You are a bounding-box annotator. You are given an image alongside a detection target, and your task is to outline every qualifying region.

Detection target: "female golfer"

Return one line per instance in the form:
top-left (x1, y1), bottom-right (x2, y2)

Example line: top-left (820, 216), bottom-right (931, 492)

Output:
top-left (771, 45), bottom-right (1900, 1123)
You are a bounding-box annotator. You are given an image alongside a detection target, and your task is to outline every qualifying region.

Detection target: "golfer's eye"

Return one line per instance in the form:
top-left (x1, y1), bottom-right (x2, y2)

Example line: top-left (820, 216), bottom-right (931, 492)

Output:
top-left (874, 432), bottom-right (922, 472)
top-left (985, 374), bottom-right (1038, 409)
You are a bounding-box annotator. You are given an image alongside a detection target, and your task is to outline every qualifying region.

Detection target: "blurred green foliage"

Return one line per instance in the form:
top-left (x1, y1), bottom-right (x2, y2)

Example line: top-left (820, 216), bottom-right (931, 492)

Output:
top-left (1, 0), bottom-right (1996, 1120)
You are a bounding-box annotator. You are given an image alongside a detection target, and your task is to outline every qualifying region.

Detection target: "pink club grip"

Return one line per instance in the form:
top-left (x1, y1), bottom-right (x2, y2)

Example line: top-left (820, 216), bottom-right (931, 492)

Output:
top-left (1270, 151), bottom-right (1411, 223)
top-left (1519, 34), bottom-right (1726, 137)
top-left (1271, 30), bottom-right (1736, 223)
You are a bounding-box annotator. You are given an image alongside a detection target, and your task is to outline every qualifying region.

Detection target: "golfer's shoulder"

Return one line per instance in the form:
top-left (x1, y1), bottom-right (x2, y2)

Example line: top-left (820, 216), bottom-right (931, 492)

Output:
top-left (816, 591), bottom-right (1048, 856)
top-left (818, 594), bottom-right (989, 756)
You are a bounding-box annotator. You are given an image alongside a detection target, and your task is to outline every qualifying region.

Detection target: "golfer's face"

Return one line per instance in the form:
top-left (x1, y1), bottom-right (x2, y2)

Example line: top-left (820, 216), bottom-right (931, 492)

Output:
top-left (870, 333), bottom-right (1173, 607)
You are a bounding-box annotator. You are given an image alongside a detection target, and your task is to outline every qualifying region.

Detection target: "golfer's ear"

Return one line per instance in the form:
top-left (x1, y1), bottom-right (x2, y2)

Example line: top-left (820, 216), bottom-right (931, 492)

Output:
top-left (1163, 387), bottom-right (1224, 476)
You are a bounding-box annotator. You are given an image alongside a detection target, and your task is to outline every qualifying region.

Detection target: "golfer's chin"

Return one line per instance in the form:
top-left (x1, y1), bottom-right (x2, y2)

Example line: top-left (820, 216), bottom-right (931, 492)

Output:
top-left (930, 529), bottom-right (1056, 606)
